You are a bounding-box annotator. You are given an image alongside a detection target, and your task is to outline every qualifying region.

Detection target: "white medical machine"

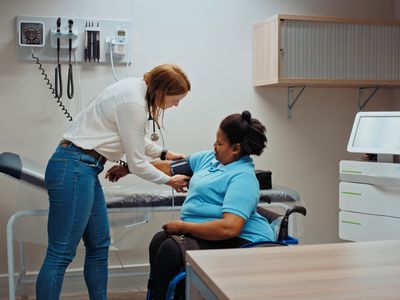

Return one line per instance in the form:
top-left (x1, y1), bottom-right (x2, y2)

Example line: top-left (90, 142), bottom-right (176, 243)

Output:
top-left (339, 111), bottom-right (400, 241)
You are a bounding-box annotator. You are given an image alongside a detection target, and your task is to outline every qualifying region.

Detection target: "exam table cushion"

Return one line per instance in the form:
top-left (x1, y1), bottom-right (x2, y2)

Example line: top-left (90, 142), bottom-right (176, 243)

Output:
top-left (103, 184), bottom-right (300, 208)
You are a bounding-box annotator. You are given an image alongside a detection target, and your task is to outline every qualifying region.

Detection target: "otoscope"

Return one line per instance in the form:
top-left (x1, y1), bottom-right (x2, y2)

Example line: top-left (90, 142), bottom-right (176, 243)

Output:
top-left (54, 17), bottom-right (62, 99)
top-left (67, 19), bottom-right (74, 99)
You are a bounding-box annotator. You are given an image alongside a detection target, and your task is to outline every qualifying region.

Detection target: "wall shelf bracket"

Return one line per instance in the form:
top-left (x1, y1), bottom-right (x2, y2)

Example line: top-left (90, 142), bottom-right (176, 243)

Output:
top-left (288, 86), bottom-right (306, 119)
top-left (358, 86), bottom-right (379, 111)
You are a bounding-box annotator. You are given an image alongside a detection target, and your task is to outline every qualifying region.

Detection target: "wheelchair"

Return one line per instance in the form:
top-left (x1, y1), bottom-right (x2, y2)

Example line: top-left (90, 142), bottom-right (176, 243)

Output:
top-left (146, 204), bottom-right (307, 300)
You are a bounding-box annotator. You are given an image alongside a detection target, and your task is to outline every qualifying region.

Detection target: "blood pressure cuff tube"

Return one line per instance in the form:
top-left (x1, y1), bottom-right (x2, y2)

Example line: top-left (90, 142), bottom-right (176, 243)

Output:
top-left (170, 157), bottom-right (193, 177)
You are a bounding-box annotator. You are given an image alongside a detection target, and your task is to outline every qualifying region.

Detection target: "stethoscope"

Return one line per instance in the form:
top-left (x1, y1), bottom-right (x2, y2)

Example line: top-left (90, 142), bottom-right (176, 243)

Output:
top-left (147, 98), bottom-right (161, 142)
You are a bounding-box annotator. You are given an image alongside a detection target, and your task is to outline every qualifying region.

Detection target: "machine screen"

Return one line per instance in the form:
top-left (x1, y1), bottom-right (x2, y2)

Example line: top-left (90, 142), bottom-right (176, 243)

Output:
top-left (348, 112), bottom-right (400, 154)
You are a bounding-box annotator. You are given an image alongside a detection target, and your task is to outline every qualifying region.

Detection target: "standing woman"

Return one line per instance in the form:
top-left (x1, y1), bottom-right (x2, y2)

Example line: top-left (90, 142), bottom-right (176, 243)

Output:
top-left (36, 64), bottom-right (191, 300)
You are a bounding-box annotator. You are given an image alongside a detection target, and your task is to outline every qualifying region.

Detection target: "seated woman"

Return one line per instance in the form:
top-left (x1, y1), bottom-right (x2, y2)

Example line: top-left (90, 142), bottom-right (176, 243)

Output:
top-left (148, 110), bottom-right (275, 300)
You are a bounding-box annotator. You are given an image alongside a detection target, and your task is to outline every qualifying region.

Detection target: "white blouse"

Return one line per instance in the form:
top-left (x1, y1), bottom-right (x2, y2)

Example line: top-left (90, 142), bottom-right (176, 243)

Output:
top-left (63, 77), bottom-right (169, 184)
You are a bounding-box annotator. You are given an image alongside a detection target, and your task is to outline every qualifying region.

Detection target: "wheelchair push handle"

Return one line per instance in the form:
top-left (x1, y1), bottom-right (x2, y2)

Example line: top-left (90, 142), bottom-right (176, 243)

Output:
top-left (278, 205), bottom-right (307, 242)
top-left (285, 205), bottom-right (307, 218)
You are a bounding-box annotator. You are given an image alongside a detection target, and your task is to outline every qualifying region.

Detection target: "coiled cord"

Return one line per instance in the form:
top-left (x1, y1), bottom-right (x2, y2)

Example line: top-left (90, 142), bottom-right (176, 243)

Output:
top-left (31, 50), bottom-right (73, 121)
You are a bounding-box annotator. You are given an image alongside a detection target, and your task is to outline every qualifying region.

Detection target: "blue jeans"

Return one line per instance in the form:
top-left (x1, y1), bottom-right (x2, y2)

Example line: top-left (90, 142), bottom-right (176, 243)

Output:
top-left (36, 144), bottom-right (110, 300)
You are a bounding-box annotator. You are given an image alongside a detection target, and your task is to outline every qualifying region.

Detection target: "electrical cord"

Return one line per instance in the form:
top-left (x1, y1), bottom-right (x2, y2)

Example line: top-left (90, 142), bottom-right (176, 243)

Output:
top-left (73, 50), bottom-right (82, 112)
top-left (109, 38), bottom-right (132, 82)
top-left (109, 42), bottom-right (120, 81)
top-left (31, 48), bottom-right (73, 121)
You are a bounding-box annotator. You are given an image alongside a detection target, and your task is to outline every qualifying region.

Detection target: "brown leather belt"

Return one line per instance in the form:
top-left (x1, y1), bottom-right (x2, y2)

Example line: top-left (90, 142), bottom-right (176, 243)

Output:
top-left (59, 139), bottom-right (107, 165)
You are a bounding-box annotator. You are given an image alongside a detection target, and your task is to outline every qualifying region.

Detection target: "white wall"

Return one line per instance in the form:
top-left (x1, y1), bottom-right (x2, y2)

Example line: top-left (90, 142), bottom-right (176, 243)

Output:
top-left (396, 0), bottom-right (400, 110)
top-left (0, 0), bottom-right (397, 286)
top-left (397, 0), bottom-right (400, 18)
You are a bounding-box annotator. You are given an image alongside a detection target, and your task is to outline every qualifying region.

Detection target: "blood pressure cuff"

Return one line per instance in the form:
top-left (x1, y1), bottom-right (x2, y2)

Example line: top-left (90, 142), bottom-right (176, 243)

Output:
top-left (170, 157), bottom-right (193, 177)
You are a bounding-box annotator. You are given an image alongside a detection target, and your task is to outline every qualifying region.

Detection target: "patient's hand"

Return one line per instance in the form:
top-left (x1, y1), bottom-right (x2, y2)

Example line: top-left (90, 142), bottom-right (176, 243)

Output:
top-left (163, 220), bottom-right (184, 235)
top-left (151, 160), bottom-right (172, 176)
top-left (105, 165), bottom-right (130, 182)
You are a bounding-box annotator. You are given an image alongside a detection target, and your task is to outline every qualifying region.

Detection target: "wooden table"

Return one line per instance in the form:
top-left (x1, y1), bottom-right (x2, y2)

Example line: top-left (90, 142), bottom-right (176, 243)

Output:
top-left (185, 240), bottom-right (400, 300)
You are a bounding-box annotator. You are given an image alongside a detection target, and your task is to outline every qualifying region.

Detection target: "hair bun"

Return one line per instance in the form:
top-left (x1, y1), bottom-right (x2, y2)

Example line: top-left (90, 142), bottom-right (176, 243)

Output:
top-left (241, 110), bottom-right (251, 122)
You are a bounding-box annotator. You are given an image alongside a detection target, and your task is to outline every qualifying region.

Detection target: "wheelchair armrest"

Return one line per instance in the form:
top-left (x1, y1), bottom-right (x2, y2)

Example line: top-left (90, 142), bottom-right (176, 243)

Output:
top-left (256, 206), bottom-right (281, 223)
top-left (240, 241), bottom-right (287, 248)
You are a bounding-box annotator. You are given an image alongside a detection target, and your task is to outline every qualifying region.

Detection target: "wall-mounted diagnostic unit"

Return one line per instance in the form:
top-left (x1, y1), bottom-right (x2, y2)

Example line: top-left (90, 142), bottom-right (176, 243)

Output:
top-left (339, 111), bottom-right (400, 242)
top-left (16, 15), bottom-right (133, 120)
top-left (18, 21), bottom-right (45, 47)
top-left (16, 15), bottom-right (133, 64)
top-left (113, 27), bottom-right (128, 57)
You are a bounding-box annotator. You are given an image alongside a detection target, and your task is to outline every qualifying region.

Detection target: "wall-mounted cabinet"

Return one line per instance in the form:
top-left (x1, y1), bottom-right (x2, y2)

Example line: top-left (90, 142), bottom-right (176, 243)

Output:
top-left (253, 14), bottom-right (400, 87)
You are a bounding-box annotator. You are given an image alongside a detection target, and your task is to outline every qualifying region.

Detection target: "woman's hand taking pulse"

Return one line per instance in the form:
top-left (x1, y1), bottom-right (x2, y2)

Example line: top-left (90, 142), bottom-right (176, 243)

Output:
top-left (166, 174), bottom-right (189, 193)
top-left (165, 151), bottom-right (185, 161)
top-left (105, 165), bottom-right (130, 182)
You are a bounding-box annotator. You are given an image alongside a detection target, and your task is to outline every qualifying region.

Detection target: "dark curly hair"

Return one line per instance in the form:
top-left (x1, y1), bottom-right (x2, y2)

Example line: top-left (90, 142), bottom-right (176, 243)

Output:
top-left (219, 110), bottom-right (267, 156)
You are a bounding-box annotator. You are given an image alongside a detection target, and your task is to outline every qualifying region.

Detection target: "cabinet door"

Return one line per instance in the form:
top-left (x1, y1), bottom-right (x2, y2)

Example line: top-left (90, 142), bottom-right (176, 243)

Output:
top-left (281, 19), bottom-right (400, 81)
top-left (253, 17), bottom-right (280, 86)
top-left (253, 15), bottom-right (400, 87)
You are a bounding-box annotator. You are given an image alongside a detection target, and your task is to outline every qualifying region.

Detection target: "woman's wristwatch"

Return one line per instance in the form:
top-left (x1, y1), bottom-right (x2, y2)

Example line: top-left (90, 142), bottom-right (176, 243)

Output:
top-left (160, 149), bottom-right (168, 160)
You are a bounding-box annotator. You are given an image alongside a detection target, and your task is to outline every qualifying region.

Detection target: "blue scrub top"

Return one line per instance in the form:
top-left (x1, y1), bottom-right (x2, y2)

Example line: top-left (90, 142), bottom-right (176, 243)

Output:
top-left (180, 150), bottom-right (275, 243)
